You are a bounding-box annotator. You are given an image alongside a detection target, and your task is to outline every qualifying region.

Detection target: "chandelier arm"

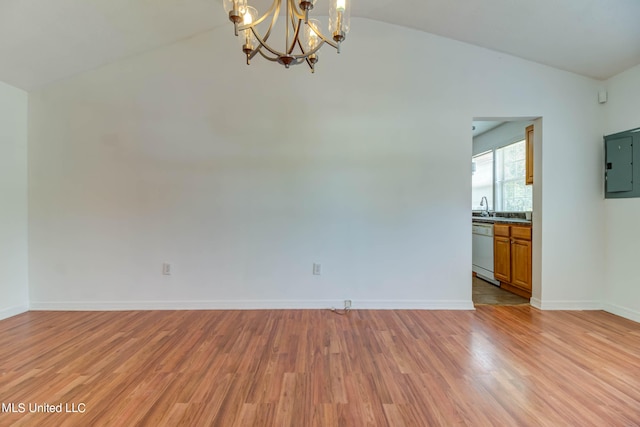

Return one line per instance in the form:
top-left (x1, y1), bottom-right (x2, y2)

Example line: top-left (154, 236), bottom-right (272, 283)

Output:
top-left (249, 26), bottom-right (327, 63)
top-left (285, 0), bottom-right (291, 51)
top-left (296, 38), bottom-right (315, 71)
top-left (288, 0), bottom-right (306, 20)
top-left (287, 18), bottom-right (303, 55)
top-left (280, 37), bottom-right (324, 63)
top-left (250, 28), bottom-right (289, 58)
top-left (304, 57), bottom-right (314, 71)
top-left (257, 49), bottom-right (281, 62)
top-left (296, 39), bottom-right (325, 58)
top-left (239, 1), bottom-right (280, 54)
top-left (295, 37), bottom-right (318, 58)
top-left (311, 31), bottom-right (339, 50)
top-left (295, 37), bottom-right (306, 56)
top-left (247, 37), bottom-right (260, 61)
top-left (262, 3), bottom-right (280, 45)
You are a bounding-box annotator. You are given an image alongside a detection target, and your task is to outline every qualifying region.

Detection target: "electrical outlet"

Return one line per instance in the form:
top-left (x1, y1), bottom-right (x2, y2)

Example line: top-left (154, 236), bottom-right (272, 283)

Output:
top-left (313, 263), bottom-right (322, 275)
top-left (344, 300), bottom-right (352, 309)
top-left (162, 263), bottom-right (171, 275)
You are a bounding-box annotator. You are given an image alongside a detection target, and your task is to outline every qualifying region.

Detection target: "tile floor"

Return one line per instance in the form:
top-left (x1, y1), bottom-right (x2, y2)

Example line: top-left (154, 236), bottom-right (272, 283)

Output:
top-left (472, 276), bottom-right (530, 305)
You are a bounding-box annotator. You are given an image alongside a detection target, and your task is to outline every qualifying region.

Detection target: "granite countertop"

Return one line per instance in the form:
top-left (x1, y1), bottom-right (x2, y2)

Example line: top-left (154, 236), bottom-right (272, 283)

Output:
top-left (472, 212), bottom-right (532, 225)
top-left (472, 217), bottom-right (531, 225)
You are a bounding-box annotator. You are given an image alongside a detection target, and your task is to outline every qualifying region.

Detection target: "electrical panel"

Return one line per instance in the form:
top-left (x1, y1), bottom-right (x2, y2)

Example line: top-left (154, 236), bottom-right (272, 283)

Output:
top-left (605, 127), bottom-right (640, 199)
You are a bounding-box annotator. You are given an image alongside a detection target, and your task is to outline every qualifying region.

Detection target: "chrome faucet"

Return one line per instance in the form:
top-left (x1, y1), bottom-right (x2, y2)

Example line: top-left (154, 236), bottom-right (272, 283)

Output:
top-left (480, 196), bottom-right (490, 217)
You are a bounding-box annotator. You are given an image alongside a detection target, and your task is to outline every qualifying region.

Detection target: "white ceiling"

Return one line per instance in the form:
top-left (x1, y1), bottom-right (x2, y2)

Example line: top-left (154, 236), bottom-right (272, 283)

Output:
top-left (1, 0), bottom-right (639, 90)
top-left (472, 121), bottom-right (504, 137)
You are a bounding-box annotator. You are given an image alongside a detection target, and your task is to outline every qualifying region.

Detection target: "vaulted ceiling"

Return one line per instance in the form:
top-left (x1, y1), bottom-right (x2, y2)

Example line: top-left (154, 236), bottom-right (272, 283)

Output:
top-left (1, 0), bottom-right (638, 90)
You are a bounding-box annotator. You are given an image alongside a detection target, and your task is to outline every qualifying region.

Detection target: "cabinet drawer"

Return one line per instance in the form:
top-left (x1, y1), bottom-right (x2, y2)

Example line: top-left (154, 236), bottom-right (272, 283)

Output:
top-left (494, 224), bottom-right (510, 237)
top-left (511, 226), bottom-right (531, 241)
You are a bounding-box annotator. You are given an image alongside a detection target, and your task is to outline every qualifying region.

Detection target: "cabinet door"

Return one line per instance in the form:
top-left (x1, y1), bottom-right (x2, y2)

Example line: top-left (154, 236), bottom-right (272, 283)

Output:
top-left (494, 224), bottom-right (510, 237)
top-left (511, 238), bottom-right (532, 291)
top-left (494, 235), bottom-right (511, 282)
top-left (526, 125), bottom-right (534, 185)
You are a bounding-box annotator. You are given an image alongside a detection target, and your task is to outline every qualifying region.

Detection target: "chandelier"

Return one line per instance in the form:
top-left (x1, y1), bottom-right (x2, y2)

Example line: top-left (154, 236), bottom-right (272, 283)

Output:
top-left (222, 0), bottom-right (351, 72)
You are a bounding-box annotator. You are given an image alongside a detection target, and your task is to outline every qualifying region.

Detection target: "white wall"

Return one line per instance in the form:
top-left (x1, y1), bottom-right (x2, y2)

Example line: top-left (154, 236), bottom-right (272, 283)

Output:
top-left (602, 64), bottom-right (640, 322)
top-left (27, 18), bottom-right (605, 310)
top-left (0, 81), bottom-right (29, 319)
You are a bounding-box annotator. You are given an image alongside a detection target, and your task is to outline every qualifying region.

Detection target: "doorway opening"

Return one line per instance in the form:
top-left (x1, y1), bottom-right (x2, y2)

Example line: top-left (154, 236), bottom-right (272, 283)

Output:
top-left (471, 117), bottom-right (542, 306)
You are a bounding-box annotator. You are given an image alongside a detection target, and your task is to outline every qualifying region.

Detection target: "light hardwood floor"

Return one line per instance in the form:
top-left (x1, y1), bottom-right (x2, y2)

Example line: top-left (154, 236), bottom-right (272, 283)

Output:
top-left (1, 308), bottom-right (639, 426)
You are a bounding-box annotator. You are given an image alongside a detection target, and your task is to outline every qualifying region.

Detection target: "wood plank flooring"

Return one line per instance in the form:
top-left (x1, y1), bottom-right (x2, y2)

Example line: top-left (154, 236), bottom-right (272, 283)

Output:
top-left (1, 308), bottom-right (640, 426)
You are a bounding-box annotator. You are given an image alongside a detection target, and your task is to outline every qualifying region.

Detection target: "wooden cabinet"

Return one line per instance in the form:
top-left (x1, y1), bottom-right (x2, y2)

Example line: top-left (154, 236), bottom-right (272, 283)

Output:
top-left (493, 224), bottom-right (511, 283)
top-left (511, 238), bottom-right (532, 290)
top-left (526, 124), bottom-right (534, 185)
top-left (493, 224), bottom-right (532, 298)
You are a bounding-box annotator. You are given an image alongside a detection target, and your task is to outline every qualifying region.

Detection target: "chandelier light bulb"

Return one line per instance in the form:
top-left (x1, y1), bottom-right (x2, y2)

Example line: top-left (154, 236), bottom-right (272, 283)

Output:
top-left (329, 0), bottom-right (350, 45)
top-left (305, 20), bottom-right (321, 50)
top-left (243, 9), bottom-right (253, 25)
top-left (239, 6), bottom-right (258, 63)
top-left (223, 0), bottom-right (247, 24)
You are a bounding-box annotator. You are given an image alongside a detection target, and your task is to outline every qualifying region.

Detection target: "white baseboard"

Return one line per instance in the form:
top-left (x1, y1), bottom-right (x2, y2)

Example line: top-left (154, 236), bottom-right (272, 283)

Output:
top-left (23, 299), bottom-right (640, 323)
top-left (529, 299), bottom-right (639, 324)
top-left (354, 300), bottom-right (474, 310)
top-left (530, 297), bottom-right (542, 309)
top-left (602, 303), bottom-right (640, 323)
top-left (531, 300), bottom-right (602, 310)
top-left (0, 305), bottom-right (29, 321)
top-left (29, 299), bottom-right (475, 311)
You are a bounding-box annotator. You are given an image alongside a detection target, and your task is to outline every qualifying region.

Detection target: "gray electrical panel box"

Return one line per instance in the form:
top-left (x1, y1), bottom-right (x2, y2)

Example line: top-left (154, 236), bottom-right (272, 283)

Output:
top-left (605, 127), bottom-right (640, 198)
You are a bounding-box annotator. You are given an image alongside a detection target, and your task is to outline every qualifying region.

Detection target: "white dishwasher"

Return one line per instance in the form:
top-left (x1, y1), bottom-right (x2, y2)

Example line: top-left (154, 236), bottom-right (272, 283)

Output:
top-left (472, 223), bottom-right (499, 286)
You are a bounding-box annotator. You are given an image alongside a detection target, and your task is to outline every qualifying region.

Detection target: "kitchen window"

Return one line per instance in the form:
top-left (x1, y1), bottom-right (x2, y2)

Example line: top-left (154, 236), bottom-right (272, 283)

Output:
top-left (471, 151), bottom-right (494, 210)
top-left (472, 140), bottom-right (532, 211)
